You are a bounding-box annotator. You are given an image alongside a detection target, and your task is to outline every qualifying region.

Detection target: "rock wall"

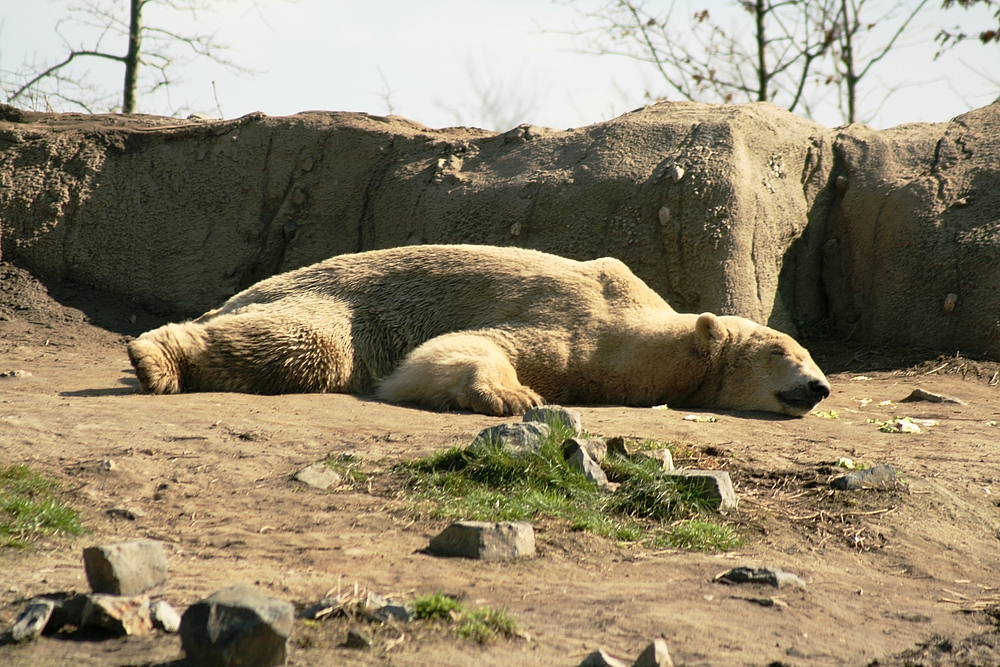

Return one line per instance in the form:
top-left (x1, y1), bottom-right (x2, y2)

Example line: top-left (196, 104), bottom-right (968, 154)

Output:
top-left (1, 100), bottom-right (999, 356)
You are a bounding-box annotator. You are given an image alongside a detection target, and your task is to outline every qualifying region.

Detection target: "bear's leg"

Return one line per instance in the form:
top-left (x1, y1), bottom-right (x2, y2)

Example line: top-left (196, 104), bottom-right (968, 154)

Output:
top-left (376, 332), bottom-right (543, 416)
top-left (128, 310), bottom-right (354, 394)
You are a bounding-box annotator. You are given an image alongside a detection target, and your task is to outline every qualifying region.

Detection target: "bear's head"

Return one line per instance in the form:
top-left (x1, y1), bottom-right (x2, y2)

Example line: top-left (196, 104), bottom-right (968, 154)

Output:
top-left (694, 313), bottom-right (830, 417)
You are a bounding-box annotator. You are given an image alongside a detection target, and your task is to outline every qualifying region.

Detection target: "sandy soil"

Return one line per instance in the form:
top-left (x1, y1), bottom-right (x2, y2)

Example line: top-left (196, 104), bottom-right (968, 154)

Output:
top-left (1, 263), bottom-right (999, 667)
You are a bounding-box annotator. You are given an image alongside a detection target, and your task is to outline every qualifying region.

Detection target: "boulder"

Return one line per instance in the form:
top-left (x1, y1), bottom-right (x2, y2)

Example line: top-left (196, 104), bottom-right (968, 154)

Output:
top-left (83, 539), bottom-right (168, 595)
top-left (428, 520), bottom-right (535, 560)
top-left (180, 584), bottom-right (294, 667)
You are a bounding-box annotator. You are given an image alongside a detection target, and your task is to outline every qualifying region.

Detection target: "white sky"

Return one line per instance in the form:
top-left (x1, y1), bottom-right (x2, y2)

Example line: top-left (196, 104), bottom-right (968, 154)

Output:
top-left (1, 0), bottom-right (998, 131)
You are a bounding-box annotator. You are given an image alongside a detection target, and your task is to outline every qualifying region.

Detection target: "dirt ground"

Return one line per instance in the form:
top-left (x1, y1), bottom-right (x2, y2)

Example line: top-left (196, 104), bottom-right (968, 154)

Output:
top-left (1, 262), bottom-right (999, 667)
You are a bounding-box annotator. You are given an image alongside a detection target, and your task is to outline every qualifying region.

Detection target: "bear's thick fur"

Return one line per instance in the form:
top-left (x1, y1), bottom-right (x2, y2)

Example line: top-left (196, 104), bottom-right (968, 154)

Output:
top-left (127, 245), bottom-right (830, 416)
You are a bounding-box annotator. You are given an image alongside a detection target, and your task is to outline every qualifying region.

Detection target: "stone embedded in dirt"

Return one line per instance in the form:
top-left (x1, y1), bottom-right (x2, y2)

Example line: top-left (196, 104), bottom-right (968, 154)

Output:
top-left (564, 437), bottom-right (608, 463)
top-left (633, 448), bottom-right (675, 471)
top-left (11, 598), bottom-right (56, 642)
top-left (428, 520), bottom-right (535, 560)
top-left (150, 599), bottom-right (181, 633)
top-left (523, 405), bottom-right (583, 434)
top-left (299, 596), bottom-right (341, 620)
top-left (632, 637), bottom-right (675, 667)
top-left (378, 604), bottom-right (412, 622)
top-left (83, 539), bottom-right (168, 595)
top-left (566, 447), bottom-right (610, 487)
top-left (665, 470), bottom-right (737, 511)
top-left (180, 583), bottom-right (294, 667)
top-left (0, 369), bottom-right (31, 378)
top-left (716, 566), bottom-right (806, 589)
top-left (830, 464), bottom-right (898, 490)
top-left (345, 627), bottom-right (372, 649)
top-left (41, 592), bottom-right (89, 633)
top-left (81, 594), bottom-right (153, 636)
top-left (579, 648), bottom-right (628, 667)
top-left (293, 462), bottom-right (342, 490)
top-left (605, 437), bottom-right (629, 458)
top-left (107, 506), bottom-right (147, 520)
top-left (470, 423), bottom-right (550, 455)
top-left (900, 388), bottom-right (966, 405)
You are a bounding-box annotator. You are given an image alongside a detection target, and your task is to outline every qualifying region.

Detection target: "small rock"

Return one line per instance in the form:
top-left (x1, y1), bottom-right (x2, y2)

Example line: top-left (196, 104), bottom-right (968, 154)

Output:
top-left (293, 463), bottom-right (342, 490)
top-left (716, 566), bottom-right (806, 588)
top-left (150, 599), bottom-right (181, 633)
top-left (657, 206), bottom-right (671, 227)
top-left (523, 405), bottom-right (583, 434)
top-left (830, 464), bottom-right (898, 490)
top-left (633, 637), bottom-right (674, 667)
top-left (299, 596), bottom-right (341, 620)
top-left (344, 627), bottom-right (372, 649)
top-left (566, 447), bottom-right (610, 487)
top-left (81, 594), bottom-right (153, 636)
top-left (107, 506), bottom-right (146, 520)
top-left (605, 437), bottom-right (629, 458)
top-left (666, 470), bottom-right (737, 511)
top-left (428, 520), bottom-right (535, 561)
top-left (180, 583), bottom-right (294, 667)
top-left (83, 539), bottom-right (168, 595)
top-left (667, 165), bottom-right (685, 182)
top-left (943, 293), bottom-right (959, 312)
top-left (11, 598), bottom-right (56, 642)
top-left (0, 369), bottom-right (31, 378)
top-left (98, 459), bottom-right (116, 471)
top-left (563, 437), bottom-right (608, 463)
top-left (579, 648), bottom-right (628, 667)
top-left (899, 388), bottom-right (965, 405)
top-left (633, 448), bottom-right (674, 471)
top-left (379, 604), bottom-right (412, 622)
top-left (469, 423), bottom-right (550, 455)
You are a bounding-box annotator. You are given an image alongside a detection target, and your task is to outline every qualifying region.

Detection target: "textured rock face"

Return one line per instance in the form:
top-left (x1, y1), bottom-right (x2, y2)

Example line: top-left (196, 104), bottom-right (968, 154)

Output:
top-left (3, 101), bottom-right (1000, 354)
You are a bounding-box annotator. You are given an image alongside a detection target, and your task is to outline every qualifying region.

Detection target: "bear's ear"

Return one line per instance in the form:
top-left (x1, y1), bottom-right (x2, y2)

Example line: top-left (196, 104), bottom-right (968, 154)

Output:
top-left (695, 313), bottom-right (726, 353)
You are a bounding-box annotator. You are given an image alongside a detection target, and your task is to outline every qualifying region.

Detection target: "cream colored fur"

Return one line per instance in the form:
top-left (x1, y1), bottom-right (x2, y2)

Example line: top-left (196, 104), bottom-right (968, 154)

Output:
top-left (128, 245), bottom-right (830, 416)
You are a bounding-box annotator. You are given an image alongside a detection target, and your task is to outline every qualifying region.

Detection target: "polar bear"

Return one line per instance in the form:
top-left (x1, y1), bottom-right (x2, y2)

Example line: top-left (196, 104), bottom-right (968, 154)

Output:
top-left (127, 245), bottom-right (830, 417)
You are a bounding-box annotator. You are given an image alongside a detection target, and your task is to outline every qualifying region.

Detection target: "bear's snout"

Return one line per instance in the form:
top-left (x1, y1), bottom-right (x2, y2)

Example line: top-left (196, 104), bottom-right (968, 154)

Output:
top-left (808, 379), bottom-right (830, 400)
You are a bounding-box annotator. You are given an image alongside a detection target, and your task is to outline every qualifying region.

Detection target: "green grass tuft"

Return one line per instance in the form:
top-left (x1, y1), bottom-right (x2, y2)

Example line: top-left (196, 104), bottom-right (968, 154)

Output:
top-left (412, 592), bottom-right (464, 620)
top-left (412, 593), bottom-right (518, 643)
top-left (656, 520), bottom-right (743, 552)
top-left (397, 428), bottom-right (737, 549)
top-left (0, 464), bottom-right (84, 548)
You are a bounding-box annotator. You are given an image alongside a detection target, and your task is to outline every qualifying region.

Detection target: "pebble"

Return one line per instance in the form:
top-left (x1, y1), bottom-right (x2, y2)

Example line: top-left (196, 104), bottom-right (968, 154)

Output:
top-left (523, 405), bottom-right (583, 434)
top-left (830, 464), bottom-right (898, 490)
top-left (428, 520), bottom-right (535, 561)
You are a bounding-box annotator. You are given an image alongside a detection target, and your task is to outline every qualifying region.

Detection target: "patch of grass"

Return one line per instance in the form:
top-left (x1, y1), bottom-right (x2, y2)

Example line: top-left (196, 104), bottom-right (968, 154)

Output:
top-left (397, 428), bottom-right (736, 549)
top-left (656, 520), bottom-right (743, 552)
top-left (412, 592), bottom-right (463, 620)
top-left (0, 464), bottom-right (84, 548)
top-left (412, 593), bottom-right (518, 643)
top-left (323, 453), bottom-right (369, 486)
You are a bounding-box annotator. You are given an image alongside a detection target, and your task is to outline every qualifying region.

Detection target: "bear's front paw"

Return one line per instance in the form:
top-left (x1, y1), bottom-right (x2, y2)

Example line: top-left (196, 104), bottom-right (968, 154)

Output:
top-left (469, 385), bottom-right (544, 417)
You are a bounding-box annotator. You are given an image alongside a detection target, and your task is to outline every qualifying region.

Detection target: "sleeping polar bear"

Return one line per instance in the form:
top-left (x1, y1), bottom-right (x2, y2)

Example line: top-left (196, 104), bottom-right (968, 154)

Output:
top-left (127, 245), bottom-right (830, 417)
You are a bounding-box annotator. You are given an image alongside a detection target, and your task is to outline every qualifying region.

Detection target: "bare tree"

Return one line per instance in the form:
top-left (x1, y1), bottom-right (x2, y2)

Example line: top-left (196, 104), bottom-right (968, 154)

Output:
top-left (826, 0), bottom-right (931, 123)
top-left (937, 0), bottom-right (1000, 51)
top-left (3, 0), bottom-right (251, 114)
top-left (569, 0), bottom-right (935, 123)
top-left (569, 0), bottom-right (839, 114)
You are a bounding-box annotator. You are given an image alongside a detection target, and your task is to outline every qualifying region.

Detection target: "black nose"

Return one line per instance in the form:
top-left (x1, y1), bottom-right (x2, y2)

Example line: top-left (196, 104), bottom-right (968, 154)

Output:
top-left (809, 380), bottom-right (830, 399)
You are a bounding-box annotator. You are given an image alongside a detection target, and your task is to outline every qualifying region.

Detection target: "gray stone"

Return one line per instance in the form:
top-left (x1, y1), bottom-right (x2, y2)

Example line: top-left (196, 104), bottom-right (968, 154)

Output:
top-left (523, 405), bottom-right (583, 434)
top-left (900, 388), bottom-right (965, 404)
top-left (107, 506), bottom-right (147, 520)
top-left (150, 599), bottom-right (181, 633)
top-left (632, 638), bottom-right (675, 667)
top-left (716, 566), bottom-right (806, 588)
top-left (180, 584), bottom-right (294, 667)
top-left (293, 463), bottom-right (342, 490)
top-left (666, 470), bottom-right (737, 511)
top-left (830, 464), bottom-right (898, 490)
top-left (43, 593), bottom-right (88, 632)
top-left (299, 596), bottom-right (341, 620)
top-left (428, 520), bottom-right (535, 560)
top-left (563, 437), bottom-right (608, 463)
top-left (579, 648), bottom-right (628, 667)
top-left (470, 423), bottom-right (550, 455)
top-left (634, 448), bottom-right (675, 471)
top-left (0, 369), bottom-right (31, 378)
top-left (379, 604), bottom-right (412, 622)
top-left (605, 436), bottom-right (629, 458)
top-left (345, 627), bottom-right (372, 649)
top-left (81, 594), bottom-right (153, 636)
top-left (83, 539), bottom-right (168, 595)
top-left (567, 447), bottom-right (610, 487)
top-left (11, 598), bottom-right (56, 642)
